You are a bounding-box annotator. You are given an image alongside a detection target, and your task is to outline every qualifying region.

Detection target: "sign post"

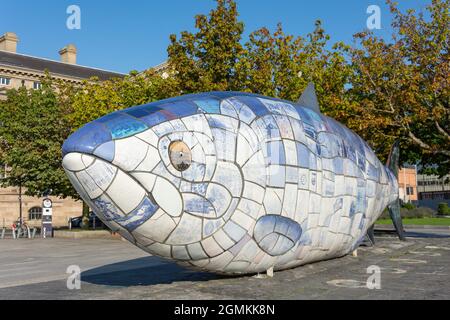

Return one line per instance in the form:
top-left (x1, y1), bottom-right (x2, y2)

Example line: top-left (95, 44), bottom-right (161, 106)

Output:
top-left (41, 198), bottom-right (53, 238)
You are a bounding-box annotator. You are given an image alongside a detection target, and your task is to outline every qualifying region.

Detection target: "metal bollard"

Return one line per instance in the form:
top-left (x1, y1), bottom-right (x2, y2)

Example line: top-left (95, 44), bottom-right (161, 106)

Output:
top-left (42, 227), bottom-right (46, 239)
top-left (31, 228), bottom-right (36, 239)
top-left (1, 228), bottom-right (4, 239)
top-left (12, 227), bottom-right (16, 239)
top-left (27, 226), bottom-right (31, 239)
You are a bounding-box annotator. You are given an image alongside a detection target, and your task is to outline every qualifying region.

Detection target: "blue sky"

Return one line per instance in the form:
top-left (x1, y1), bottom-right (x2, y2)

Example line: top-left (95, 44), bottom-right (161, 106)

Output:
top-left (0, 0), bottom-right (428, 74)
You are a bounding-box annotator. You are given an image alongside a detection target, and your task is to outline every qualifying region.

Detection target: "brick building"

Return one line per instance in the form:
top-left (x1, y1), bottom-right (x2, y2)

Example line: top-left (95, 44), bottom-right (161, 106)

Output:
top-left (398, 166), bottom-right (418, 203)
top-left (398, 166), bottom-right (450, 210)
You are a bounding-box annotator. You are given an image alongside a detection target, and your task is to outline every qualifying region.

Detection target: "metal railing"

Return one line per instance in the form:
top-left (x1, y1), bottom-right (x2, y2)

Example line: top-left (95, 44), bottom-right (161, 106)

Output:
top-left (1, 224), bottom-right (38, 239)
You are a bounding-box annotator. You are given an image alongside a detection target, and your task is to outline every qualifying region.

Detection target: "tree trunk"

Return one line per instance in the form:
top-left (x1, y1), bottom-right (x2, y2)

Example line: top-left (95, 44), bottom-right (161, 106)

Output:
top-left (82, 201), bottom-right (90, 230)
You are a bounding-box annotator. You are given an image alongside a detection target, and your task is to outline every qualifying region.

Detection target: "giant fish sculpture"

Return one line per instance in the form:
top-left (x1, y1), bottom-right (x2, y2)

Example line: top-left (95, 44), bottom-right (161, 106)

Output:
top-left (62, 84), bottom-right (404, 275)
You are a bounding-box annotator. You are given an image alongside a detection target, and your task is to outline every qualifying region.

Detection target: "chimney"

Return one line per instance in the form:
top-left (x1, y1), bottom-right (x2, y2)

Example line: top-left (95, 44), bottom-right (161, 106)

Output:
top-left (0, 32), bottom-right (19, 53)
top-left (59, 44), bottom-right (77, 64)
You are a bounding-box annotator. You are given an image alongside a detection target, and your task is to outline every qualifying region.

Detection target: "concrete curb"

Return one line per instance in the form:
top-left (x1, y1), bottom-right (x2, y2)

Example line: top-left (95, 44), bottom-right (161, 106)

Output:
top-left (375, 224), bottom-right (450, 230)
top-left (54, 230), bottom-right (122, 239)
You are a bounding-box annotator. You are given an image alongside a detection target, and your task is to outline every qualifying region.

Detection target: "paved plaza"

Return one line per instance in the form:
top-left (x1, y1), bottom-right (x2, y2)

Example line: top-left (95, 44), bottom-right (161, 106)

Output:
top-left (0, 228), bottom-right (449, 299)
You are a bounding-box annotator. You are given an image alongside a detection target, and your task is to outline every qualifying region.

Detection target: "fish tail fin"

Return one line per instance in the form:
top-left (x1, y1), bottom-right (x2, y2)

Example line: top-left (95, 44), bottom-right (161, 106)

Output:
top-left (386, 140), bottom-right (406, 241)
top-left (386, 140), bottom-right (400, 176)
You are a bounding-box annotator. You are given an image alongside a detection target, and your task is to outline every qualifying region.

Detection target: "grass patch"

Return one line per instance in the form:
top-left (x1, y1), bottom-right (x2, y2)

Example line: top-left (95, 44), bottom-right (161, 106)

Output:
top-left (377, 218), bottom-right (450, 226)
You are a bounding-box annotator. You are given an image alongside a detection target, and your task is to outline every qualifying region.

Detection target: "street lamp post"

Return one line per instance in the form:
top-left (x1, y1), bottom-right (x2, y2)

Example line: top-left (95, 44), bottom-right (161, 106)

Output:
top-left (18, 183), bottom-right (22, 225)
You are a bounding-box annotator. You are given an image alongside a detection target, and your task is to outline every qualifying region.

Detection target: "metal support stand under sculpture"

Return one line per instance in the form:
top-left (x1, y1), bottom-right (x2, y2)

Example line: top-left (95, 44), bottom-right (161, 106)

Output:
top-left (62, 84), bottom-right (405, 275)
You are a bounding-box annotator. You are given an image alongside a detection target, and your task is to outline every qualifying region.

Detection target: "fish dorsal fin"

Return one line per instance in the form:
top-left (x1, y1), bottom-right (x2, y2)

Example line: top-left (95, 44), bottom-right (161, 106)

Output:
top-left (298, 82), bottom-right (320, 114)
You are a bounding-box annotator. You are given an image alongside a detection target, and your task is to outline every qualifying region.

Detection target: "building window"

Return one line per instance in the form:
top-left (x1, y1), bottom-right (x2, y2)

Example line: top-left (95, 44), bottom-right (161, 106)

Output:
top-left (28, 207), bottom-right (43, 220)
top-left (406, 186), bottom-right (414, 195)
top-left (0, 77), bottom-right (11, 86)
top-left (33, 81), bottom-right (42, 90)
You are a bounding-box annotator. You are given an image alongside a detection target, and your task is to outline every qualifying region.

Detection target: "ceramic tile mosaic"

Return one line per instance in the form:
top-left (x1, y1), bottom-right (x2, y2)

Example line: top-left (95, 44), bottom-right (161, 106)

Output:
top-left (62, 89), bottom-right (399, 275)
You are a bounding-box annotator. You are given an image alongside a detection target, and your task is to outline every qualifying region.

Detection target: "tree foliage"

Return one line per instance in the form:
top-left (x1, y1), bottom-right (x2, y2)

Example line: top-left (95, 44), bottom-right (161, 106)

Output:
top-left (347, 0), bottom-right (449, 174)
top-left (235, 21), bottom-right (354, 113)
top-left (168, 0), bottom-right (244, 92)
top-left (68, 70), bottom-right (178, 131)
top-left (0, 78), bottom-right (76, 198)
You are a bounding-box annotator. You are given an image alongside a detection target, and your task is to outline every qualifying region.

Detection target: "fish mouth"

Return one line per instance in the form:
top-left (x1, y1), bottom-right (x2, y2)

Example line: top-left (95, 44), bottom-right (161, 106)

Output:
top-left (62, 152), bottom-right (159, 233)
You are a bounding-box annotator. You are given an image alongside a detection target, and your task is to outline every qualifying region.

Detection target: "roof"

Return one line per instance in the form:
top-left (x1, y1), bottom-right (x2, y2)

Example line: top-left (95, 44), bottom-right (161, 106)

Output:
top-left (0, 50), bottom-right (125, 81)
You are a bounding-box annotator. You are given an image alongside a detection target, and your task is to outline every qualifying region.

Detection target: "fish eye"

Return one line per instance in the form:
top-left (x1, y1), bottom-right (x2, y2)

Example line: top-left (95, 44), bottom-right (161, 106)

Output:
top-left (169, 141), bottom-right (192, 172)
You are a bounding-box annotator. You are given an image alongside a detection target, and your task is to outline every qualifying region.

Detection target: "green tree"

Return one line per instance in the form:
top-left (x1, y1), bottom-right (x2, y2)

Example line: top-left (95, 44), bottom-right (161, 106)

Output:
top-left (234, 23), bottom-right (306, 99)
top-left (168, 0), bottom-right (353, 115)
top-left (235, 21), bottom-right (353, 111)
top-left (167, 0), bottom-right (244, 93)
top-left (68, 70), bottom-right (178, 131)
top-left (347, 0), bottom-right (449, 173)
top-left (0, 79), bottom-right (76, 200)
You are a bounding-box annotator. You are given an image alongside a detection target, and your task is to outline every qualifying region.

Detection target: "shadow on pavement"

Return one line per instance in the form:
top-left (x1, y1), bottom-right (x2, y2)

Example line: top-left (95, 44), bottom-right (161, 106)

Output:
top-left (82, 228), bottom-right (449, 288)
top-left (403, 231), bottom-right (450, 239)
top-left (81, 256), bottom-right (224, 287)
